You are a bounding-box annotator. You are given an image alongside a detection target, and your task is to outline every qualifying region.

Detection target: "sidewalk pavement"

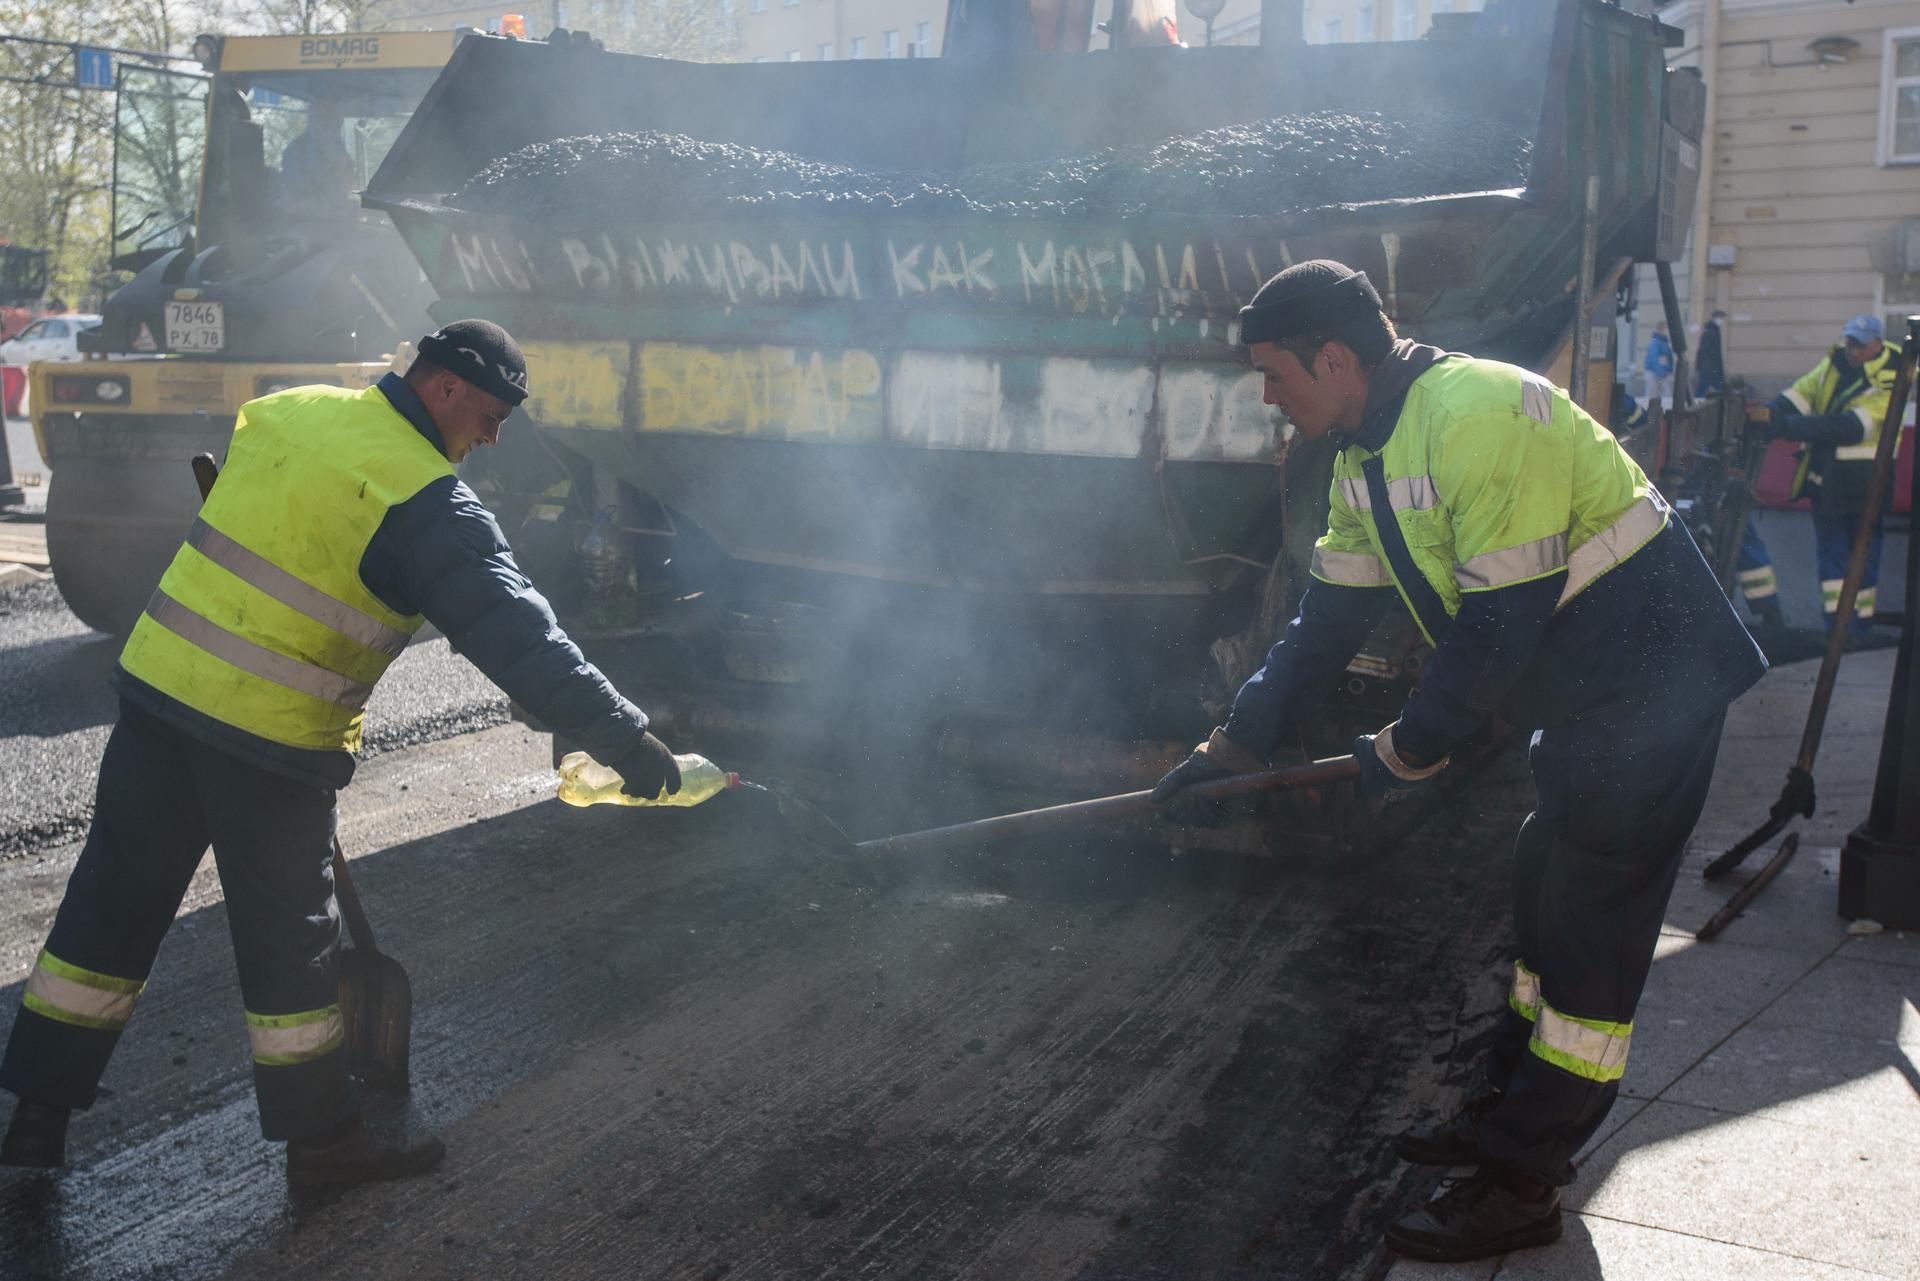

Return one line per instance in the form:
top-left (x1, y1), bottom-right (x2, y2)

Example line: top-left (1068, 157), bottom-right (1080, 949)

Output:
top-left (1386, 645), bottom-right (1920, 1281)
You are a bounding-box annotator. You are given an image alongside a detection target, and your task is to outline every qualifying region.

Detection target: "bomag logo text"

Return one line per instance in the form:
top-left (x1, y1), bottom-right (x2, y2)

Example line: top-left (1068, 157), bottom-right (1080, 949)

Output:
top-left (300, 36), bottom-right (379, 60)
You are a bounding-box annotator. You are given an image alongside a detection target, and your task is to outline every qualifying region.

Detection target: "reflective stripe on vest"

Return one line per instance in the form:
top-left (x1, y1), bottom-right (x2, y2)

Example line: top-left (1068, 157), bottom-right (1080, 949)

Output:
top-left (186, 519), bottom-right (411, 658)
top-left (1337, 473), bottom-right (1438, 514)
top-left (1455, 532), bottom-right (1569, 592)
top-left (23, 949), bottom-right (145, 1031)
top-left (1507, 960), bottom-right (1541, 1022)
top-left (246, 1005), bottom-right (346, 1067)
top-left (145, 588), bottom-right (376, 710)
top-left (116, 384), bottom-right (448, 753)
top-left (1559, 493), bottom-right (1669, 606)
top-left (1311, 546), bottom-right (1394, 587)
top-left (1529, 1002), bottom-right (1631, 1082)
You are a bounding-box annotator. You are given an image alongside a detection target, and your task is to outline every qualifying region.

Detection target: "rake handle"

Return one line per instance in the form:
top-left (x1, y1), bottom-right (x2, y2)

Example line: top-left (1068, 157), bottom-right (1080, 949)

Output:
top-left (855, 755), bottom-right (1361, 858)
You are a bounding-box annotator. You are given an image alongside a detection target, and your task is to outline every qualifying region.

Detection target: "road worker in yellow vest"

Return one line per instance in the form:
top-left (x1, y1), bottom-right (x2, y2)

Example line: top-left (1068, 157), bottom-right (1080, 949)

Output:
top-left (1736, 314), bottom-right (1902, 639)
top-left (1151, 262), bottom-right (1767, 1263)
top-left (1, 321), bottom-right (684, 1187)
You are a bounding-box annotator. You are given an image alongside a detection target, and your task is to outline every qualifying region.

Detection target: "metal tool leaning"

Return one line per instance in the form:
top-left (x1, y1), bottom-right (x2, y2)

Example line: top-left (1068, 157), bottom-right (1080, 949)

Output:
top-left (0, 320), bottom-right (683, 1187)
top-left (1149, 259), bottom-right (1770, 1264)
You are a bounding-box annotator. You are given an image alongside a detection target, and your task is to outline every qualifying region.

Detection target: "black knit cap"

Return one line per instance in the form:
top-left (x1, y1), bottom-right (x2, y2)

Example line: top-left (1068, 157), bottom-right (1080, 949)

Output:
top-left (1237, 259), bottom-right (1383, 347)
top-left (415, 319), bottom-right (529, 406)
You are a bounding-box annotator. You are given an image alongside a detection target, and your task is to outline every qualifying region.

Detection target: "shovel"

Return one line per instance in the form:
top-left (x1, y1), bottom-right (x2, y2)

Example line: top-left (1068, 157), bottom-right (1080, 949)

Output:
top-left (330, 836), bottom-right (412, 1090)
top-left (191, 453), bottom-right (414, 1090)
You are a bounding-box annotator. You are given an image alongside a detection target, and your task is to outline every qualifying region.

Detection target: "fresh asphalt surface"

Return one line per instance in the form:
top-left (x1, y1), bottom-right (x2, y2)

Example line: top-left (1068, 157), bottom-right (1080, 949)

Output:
top-left (0, 573), bottom-right (1541, 1280)
top-left (0, 580), bottom-right (510, 861)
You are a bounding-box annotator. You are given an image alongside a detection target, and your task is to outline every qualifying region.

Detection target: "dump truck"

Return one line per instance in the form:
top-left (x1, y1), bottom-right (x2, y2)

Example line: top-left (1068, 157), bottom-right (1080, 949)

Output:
top-left (354, 0), bottom-right (1730, 816)
top-left (29, 30), bottom-right (463, 634)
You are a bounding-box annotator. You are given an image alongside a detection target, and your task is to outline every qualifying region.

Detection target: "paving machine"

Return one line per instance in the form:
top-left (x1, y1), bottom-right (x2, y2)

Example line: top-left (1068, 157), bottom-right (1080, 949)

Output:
top-left (29, 30), bottom-right (460, 634)
top-left (350, 0), bottom-right (1738, 831)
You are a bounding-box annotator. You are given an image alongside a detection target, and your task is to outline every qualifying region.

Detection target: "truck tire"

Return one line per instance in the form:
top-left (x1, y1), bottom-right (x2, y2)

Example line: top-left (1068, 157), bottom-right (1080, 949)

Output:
top-left (46, 458), bottom-right (199, 636)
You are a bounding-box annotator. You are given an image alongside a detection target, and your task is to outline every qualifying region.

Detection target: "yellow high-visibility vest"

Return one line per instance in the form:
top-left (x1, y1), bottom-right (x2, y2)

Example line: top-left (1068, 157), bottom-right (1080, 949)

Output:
top-left (1311, 356), bottom-right (1665, 644)
top-left (119, 384), bottom-right (453, 753)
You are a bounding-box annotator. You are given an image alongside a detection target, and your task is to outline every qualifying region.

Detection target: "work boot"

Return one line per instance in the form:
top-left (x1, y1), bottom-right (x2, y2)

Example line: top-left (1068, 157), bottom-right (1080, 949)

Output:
top-left (1750, 597), bottom-right (1785, 632)
top-left (1393, 1090), bottom-right (1500, 1165)
top-left (1385, 1167), bottom-right (1562, 1263)
top-left (285, 1116), bottom-right (445, 1189)
top-left (1, 1100), bottom-right (71, 1169)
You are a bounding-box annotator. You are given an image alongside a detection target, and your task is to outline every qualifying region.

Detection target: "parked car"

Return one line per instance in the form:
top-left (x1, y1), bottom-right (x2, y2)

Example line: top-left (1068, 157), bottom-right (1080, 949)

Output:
top-left (2, 313), bottom-right (101, 417)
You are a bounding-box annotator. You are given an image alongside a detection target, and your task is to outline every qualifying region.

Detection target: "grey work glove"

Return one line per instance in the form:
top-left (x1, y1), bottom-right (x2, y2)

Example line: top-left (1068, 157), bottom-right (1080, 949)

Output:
top-left (1151, 728), bottom-right (1267, 828)
top-left (1352, 721), bottom-right (1448, 801)
top-left (607, 732), bottom-right (682, 801)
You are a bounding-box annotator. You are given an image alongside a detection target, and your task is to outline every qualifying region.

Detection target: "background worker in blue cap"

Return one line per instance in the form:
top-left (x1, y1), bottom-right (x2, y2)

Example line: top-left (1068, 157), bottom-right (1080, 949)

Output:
top-left (1738, 313), bottom-right (1902, 639)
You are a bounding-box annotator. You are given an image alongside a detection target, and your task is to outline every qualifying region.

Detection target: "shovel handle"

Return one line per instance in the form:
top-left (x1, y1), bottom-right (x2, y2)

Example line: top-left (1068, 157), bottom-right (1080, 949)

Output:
top-left (855, 755), bottom-right (1361, 858)
top-left (332, 837), bottom-right (379, 953)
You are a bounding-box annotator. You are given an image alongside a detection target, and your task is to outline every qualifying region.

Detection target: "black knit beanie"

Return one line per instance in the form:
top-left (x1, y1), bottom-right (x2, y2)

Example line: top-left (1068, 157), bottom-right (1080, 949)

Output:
top-left (415, 319), bottom-right (529, 405)
top-left (1237, 260), bottom-right (1383, 347)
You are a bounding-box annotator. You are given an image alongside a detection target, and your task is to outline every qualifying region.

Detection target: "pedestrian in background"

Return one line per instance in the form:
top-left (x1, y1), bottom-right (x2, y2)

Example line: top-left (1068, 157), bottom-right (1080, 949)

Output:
top-left (1642, 322), bottom-right (1674, 406)
top-left (1695, 310), bottom-right (1727, 398)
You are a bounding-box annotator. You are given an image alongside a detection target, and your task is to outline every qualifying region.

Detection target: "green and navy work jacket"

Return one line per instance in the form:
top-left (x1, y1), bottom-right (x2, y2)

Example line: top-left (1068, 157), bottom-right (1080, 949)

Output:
top-left (1224, 342), bottom-right (1767, 766)
top-left (1779, 341), bottom-right (1902, 508)
top-left (114, 374), bottom-right (651, 787)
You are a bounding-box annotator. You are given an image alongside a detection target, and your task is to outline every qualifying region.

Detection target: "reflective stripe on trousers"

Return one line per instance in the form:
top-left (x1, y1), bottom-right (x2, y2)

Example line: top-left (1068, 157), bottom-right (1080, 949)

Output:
top-left (22, 949), bottom-right (145, 1031)
top-left (1822, 580), bottom-right (1877, 618)
top-left (1508, 960), bottom-right (1541, 1022)
top-left (1738, 566), bottom-right (1778, 600)
top-left (1529, 1002), bottom-right (1632, 1083)
top-left (246, 1006), bottom-right (345, 1067)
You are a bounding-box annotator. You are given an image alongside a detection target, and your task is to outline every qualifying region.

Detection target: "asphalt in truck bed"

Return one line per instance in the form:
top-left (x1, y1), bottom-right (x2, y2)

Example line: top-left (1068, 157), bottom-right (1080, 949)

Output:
top-left (0, 698), bottom-right (1532, 1281)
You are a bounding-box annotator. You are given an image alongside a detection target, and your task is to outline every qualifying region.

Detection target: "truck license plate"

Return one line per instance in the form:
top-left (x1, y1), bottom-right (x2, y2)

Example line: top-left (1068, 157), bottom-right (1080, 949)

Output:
top-left (165, 301), bottom-right (224, 353)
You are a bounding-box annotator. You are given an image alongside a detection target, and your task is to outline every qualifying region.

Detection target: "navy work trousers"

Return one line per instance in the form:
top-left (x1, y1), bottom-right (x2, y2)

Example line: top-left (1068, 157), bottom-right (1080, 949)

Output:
top-left (1813, 506), bottom-right (1883, 635)
top-left (0, 700), bottom-right (354, 1141)
top-left (1476, 701), bottom-right (1728, 1185)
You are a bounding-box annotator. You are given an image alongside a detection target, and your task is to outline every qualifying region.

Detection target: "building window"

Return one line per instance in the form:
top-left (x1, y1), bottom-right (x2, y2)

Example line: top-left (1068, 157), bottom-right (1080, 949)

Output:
top-left (818, 42), bottom-right (833, 59)
top-left (719, 0), bottom-right (733, 14)
top-left (749, 0), bottom-right (764, 12)
top-left (1321, 17), bottom-right (1341, 42)
top-left (1357, 5), bottom-right (1373, 41)
top-left (913, 21), bottom-right (932, 56)
top-left (752, 55), bottom-right (768, 62)
top-left (1394, 0), bottom-right (1415, 39)
top-left (849, 36), bottom-right (865, 58)
top-left (786, 49), bottom-right (801, 60)
top-left (883, 29), bottom-right (899, 57)
top-left (1884, 29), bottom-right (1920, 165)
top-left (783, 0), bottom-right (799, 7)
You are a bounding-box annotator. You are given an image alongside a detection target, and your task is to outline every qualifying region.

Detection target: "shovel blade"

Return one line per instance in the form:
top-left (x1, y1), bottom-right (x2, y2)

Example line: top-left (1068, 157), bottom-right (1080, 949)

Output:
top-left (338, 947), bottom-right (412, 1092)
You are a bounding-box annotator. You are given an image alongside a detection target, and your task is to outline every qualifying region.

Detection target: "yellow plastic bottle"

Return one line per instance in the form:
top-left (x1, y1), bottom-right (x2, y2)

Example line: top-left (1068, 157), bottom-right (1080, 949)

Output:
top-left (555, 750), bottom-right (739, 808)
